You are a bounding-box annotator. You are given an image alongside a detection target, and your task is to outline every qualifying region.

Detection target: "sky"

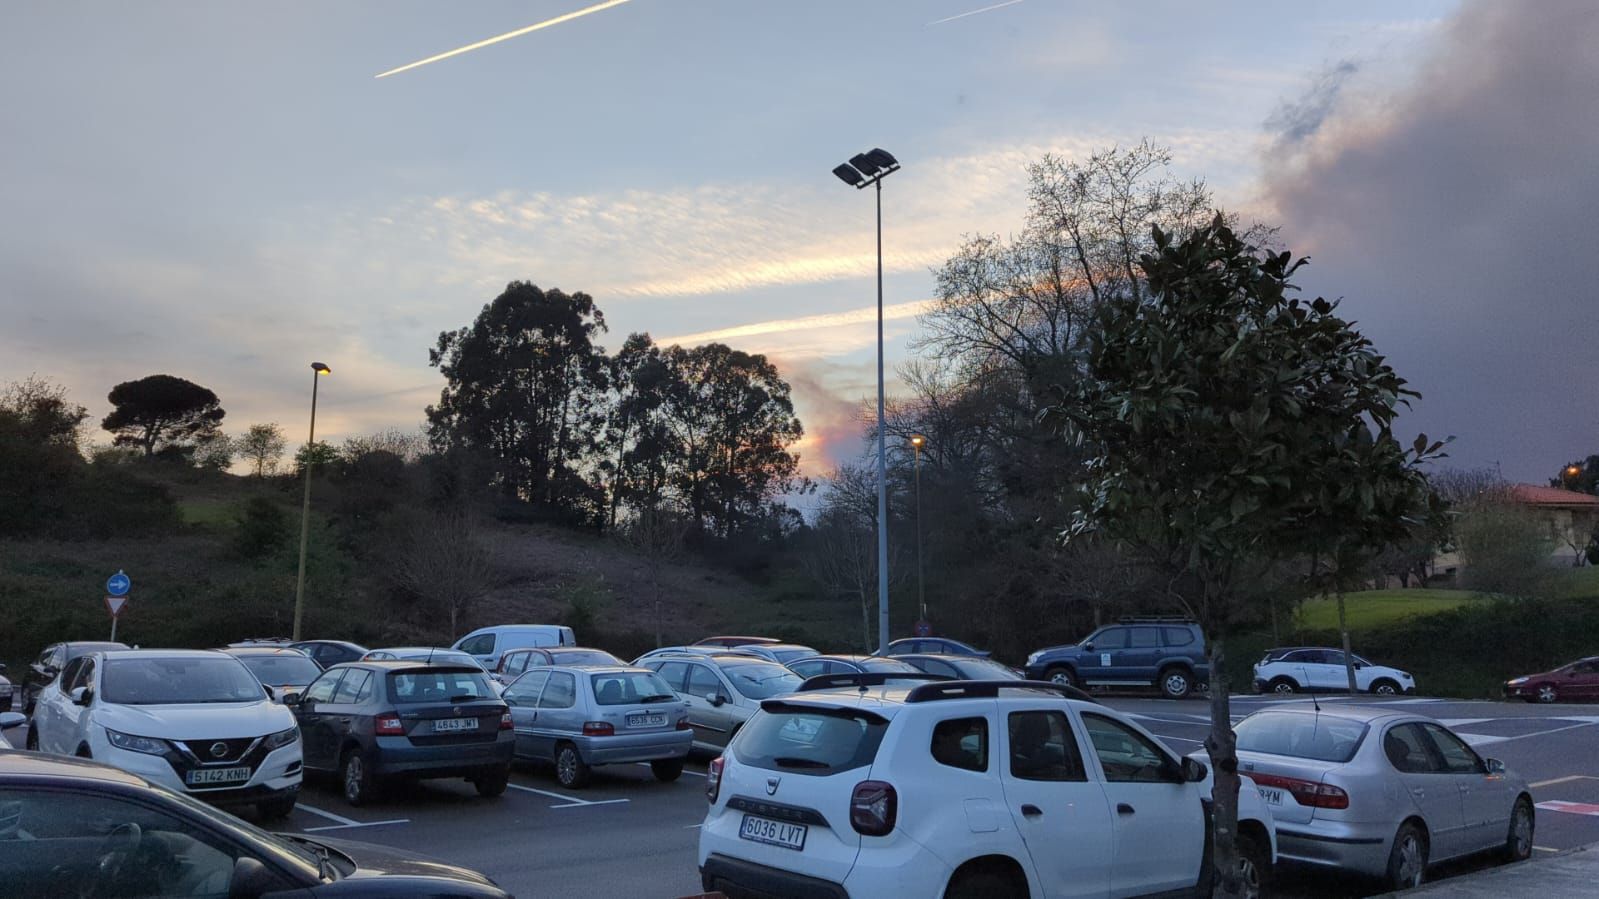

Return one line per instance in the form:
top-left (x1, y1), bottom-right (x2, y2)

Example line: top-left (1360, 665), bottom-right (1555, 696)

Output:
top-left (3, 0), bottom-right (1593, 484)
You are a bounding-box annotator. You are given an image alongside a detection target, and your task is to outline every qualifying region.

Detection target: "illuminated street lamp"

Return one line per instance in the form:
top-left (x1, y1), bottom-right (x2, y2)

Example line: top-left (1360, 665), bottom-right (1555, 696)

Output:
top-left (292, 362), bottom-right (331, 640)
top-left (832, 147), bottom-right (900, 653)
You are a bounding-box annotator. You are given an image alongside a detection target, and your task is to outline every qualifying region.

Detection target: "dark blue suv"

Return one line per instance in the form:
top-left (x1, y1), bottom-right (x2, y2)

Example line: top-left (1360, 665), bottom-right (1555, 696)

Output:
top-left (1024, 618), bottom-right (1209, 699)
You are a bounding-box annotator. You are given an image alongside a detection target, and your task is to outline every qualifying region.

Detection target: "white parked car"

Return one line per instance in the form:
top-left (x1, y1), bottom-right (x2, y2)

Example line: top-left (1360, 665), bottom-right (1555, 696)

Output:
top-left (699, 676), bottom-right (1276, 898)
top-left (1253, 647), bottom-right (1416, 695)
top-left (453, 624), bottom-right (576, 671)
top-left (27, 649), bottom-right (302, 819)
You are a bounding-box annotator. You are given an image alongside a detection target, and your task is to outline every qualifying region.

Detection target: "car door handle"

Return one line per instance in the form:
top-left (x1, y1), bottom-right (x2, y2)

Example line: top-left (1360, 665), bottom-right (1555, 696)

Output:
top-left (337, 717), bottom-right (351, 726)
top-left (1117, 803), bottom-right (1135, 816)
top-left (1020, 804), bottom-right (1043, 817)
top-left (1411, 788), bottom-right (1426, 798)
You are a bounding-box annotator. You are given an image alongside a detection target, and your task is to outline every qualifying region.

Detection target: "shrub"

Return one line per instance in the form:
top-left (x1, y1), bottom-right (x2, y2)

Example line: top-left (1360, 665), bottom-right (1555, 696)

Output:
top-left (1456, 499), bottom-right (1553, 597)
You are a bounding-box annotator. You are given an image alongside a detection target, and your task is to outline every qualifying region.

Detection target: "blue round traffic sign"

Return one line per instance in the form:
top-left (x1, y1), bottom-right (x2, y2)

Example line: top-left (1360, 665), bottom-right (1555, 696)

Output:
top-left (106, 570), bottom-right (131, 597)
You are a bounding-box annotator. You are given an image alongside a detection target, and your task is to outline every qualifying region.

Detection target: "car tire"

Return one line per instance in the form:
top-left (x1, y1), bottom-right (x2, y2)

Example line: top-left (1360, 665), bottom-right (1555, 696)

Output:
top-left (75, 744), bottom-right (92, 759)
top-left (1370, 679), bottom-right (1401, 696)
top-left (473, 764), bottom-right (510, 798)
top-left (1233, 830), bottom-right (1271, 899)
top-left (1536, 684), bottom-right (1558, 704)
top-left (1045, 667), bottom-right (1078, 688)
top-left (1385, 821), bottom-right (1428, 891)
top-left (257, 796), bottom-right (297, 820)
top-left (1159, 668), bottom-right (1193, 700)
top-left (651, 759), bottom-right (685, 782)
top-left (555, 743), bottom-right (591, 789)
top-left (340, 748), bottom-right (379, 806)
top-left (1504, 796), bottom-right (1534, 862)
top-left (944, 866), bottom-right (1024, 899)
top-left (1268, 677), bottom-right (1298, 695)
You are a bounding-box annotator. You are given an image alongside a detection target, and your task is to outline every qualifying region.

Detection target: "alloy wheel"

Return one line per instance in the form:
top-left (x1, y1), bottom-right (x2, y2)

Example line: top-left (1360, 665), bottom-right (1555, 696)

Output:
top-left (558, 750), bottom-right (577, 785)
top-left (1537, 685), bottom-right (1557, 703)
top-left (1273, 681), bottom-right (1296, 694)
top-left (1375, 682), bottom-right (1398, 696)
top-left (344, 755), bottom-right (364, 803)
top-left (1512, 803), bottom-right (1533, 858)
top-left (1397, 833), bottom-right (1425, 888)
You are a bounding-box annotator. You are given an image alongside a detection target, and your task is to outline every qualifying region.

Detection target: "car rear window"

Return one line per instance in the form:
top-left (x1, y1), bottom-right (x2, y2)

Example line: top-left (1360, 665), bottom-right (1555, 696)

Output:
top-left (238, 654), bottom-right (323, 685)
top-left (591, 671), bottom-right (678, 705)
top-left (722, 663), bottom-right (802, 699)
top-left (859, 658), bottom-right (919, 674)
top-left (552, 649), bottom-right (623, 666)
top-left (958, 658), bottom-right (1024, 680)
top-left (387, 670), bottom-right (497, 703)
top-left (1235, 713), bottom-right (1369, 763)
top-left (770, 647), bottom-right (817, 664)
top-left (737, 706), bottom-right (889, 775)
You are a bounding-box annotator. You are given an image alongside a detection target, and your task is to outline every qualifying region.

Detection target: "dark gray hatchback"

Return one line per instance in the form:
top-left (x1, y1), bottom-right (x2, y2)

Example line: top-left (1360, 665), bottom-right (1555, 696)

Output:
top-left (288, 660), bottom-right (513, 806)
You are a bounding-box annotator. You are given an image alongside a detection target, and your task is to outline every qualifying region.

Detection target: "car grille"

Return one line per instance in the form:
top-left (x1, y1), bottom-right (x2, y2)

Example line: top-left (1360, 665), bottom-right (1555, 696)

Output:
top-left (177, 737), bottom-right (257, 764)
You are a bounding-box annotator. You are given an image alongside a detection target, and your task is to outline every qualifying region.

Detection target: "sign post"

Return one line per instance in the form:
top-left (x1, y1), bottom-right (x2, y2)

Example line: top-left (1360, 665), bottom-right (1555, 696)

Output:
top-left (105, 570), bottom-right (131, 641)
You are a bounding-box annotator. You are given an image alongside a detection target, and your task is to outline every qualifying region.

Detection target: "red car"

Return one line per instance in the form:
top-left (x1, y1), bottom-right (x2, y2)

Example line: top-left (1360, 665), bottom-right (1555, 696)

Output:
top-left (1505, 656), bottom-right (1599, 703)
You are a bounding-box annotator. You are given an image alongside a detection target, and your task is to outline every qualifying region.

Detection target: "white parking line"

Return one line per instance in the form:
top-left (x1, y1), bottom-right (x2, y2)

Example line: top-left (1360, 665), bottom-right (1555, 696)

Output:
top-left (296, 803), bottom-right (410, 831)
top-left (1532, 775), bottom-right (1599, 788)
top-left (507, 782), bottom-right (631, 808)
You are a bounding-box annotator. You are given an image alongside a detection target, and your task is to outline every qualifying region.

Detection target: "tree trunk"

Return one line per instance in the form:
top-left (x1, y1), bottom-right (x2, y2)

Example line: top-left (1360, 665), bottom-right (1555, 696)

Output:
top-left (1205, 636), bottom-right (1245, 898)
top-left (1337, 590), bottom-right (1358, 694)
top-left (860, 588), bottom-right (872, 653)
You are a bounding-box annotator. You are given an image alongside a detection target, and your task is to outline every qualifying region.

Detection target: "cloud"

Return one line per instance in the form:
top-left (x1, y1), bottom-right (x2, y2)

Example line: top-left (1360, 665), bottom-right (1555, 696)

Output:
top-left (1265, 60), bottom-right (1358, 145)
top-left (1259, 0), bottom-right (1599, 481)
top-left (660, 300), bottom-right (935, 348)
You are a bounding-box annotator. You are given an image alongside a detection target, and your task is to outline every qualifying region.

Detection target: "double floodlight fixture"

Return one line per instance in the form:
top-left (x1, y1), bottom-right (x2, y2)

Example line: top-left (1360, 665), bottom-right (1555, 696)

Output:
top-left (832, 148), bottom-right (900, 190)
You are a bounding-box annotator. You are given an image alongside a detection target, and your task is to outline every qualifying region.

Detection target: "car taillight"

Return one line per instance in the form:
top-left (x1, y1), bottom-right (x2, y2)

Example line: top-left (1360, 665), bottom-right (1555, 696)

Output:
top-left (676, 717), bottom-right (693, 730)
top-left (374, 713), bottom-right (404, 736)
top-left (500, 712), bottom-right (513, 730)
top-left (706, 756), bottom-right (724, 804)
top-left (582, 721), bottom-right (615, 736)
top-left (1251, 773), bottom-right (1350, 809)
top-left (850, 780), bottom-right (897, 836)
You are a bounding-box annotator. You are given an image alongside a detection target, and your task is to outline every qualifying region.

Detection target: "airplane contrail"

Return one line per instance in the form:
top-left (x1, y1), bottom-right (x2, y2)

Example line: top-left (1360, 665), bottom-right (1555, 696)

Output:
top-left (661, 300), bottom-right (937, 347)
top-left (375, 0), bottom-right (635, 79)
top-left (927, 0), bottom-right (1025, 27)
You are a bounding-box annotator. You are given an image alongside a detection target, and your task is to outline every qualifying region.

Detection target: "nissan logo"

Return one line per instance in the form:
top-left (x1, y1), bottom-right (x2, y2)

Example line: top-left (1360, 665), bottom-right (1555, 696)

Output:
top-left (766, 776), bottom-right (781, 796)
top-left (209, 742), bottom-right (229, 759)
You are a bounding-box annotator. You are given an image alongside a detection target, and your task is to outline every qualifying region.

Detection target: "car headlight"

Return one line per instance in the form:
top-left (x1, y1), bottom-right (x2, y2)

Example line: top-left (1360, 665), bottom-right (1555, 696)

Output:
top-left (263, 726), bottom-right (300, 750)
top-left (1399, 672), bottom-right (1413, 680)
top-left (1026, 651), bottom-right (1043, 666)
top-left (105, 728), bottom-right (169, 756)
top-left (1507, 677), bottom-right (1528, 685)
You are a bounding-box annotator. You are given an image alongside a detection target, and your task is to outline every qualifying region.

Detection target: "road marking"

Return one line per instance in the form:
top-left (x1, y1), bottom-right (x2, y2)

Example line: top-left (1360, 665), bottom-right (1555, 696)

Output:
top-left (684, 823), bottom-right (703, 829)
top-left (1535, 846), bottom-right (1560, 853)
top-left (1536, 800), bottom-right (1599, 817)
top-left (1458, 733), bottom-right (1509, 747)
top-left (296, 803), bottom-right (409, 831)
top-left (1532, 775), bottom-right (1599, 788)
top-left (507, 782), bottom-right (631, 807)
top-left (1437, 718), bottom-right (1493, 727)
top-left (1482, 720), bottom-right (1599, 745)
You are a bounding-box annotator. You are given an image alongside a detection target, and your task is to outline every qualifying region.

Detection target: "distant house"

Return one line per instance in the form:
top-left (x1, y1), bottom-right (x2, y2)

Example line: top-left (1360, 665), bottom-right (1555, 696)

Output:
top-left (1507, 483), bottom-right (1599, 566)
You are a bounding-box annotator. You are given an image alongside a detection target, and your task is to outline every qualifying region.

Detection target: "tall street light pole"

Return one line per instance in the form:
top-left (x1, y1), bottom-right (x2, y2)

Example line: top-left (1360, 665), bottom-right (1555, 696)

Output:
top-left (833, 148), bottom-right (900, 654)
top-left (292, 362), bottom-right (331, 640)
top-left (910, 434), bottom-right (926, 622)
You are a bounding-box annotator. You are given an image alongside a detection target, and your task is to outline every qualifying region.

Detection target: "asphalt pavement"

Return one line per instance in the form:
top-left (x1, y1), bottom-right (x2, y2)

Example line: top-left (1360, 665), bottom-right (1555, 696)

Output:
top-left (8, 693), bottom-right (1598, 898)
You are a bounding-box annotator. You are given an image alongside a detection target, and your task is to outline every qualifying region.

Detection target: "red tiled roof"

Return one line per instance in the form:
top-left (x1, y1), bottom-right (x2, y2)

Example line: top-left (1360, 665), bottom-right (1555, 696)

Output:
top-left (1510, 484), bottom-right (1599, 507)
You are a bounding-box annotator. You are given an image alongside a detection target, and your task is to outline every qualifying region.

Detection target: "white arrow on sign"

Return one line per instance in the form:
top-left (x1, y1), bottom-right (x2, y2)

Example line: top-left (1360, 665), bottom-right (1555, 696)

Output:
top-left (105, 595), bottom-right (129, 617)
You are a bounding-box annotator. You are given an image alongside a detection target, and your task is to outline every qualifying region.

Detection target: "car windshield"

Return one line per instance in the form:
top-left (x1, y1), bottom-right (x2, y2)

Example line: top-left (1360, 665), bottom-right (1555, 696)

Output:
top-left (860, 658), bottom-right (920, 673)
top-left (102, 657), bottom-right (266, 704)
top-left (1235, 712), bottom-right (1369, 763)
top-left (147, 778), bottom-right (327, 876)
top-left (722, 663), bottom-right (802, 699)
top-left (956, 658), bottom-right (1023, 680)
top-left (736, 706), bottom-right (889, 775)
top-left (238, 654), bottom-right (322, 685)
top-left (770, 647), bottom-right (817, 664)
top-left (387, 669), bottom-right (498, 703)
top-left (590, 671), bottom-right (677, 704)
top-left (553, 649), bottom-right (623, 666)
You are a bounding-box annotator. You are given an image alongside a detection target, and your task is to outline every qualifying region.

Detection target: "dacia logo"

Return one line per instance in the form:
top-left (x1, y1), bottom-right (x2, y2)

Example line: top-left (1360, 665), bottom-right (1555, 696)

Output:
top-left (766, 776), bottom-right (781, 796)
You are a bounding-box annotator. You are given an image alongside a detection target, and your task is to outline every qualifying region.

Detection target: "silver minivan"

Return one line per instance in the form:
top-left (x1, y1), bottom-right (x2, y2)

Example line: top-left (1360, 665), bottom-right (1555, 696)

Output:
top-left (503, 665), bottom-right (692, 788)
top-left (636, 653), bottom-right (802, 754)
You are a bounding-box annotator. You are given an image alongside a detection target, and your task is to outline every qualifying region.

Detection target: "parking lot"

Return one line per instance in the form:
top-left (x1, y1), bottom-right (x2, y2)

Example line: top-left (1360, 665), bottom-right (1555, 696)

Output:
top-left (28, 692), bottom-right (1570, 899)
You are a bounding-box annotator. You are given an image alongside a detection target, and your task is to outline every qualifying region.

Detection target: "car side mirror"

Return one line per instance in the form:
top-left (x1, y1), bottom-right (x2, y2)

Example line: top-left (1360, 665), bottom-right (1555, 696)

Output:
top-left (1082, 643), bottom-right (1095, 652)
top-left (0, 662), bottom-right (7, 673)
top-left (1181, 757), bottom-right (1208, 783)
top-left (228, 856), bottom-right (279, 899)
top-left (262, 685), bottom-right (277, 700)
top-left (71, 687), bottom-right (92, 706)
top-left (1485, 758), bottom-right (1506, 776)
top-left (1353, 662), bottom-right (1366, 670)
top-left (705, 692), bottom-right (725, 707)
top-left (0, 712), bottom-right (25, 730)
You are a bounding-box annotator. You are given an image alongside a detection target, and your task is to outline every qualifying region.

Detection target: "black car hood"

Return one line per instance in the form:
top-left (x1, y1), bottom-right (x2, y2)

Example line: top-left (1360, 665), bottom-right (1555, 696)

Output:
top-left (300, 835), bottom-right (500, 888)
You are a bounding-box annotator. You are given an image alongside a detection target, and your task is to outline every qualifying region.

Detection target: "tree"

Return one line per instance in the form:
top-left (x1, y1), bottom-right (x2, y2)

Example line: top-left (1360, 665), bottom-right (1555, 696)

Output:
top-left (803, 466), bottom-right (908, 651)
top-left (618, 501), bottom-right (690, 646)
top-left (238, 423), bottom-right (288, 477)
top-left (101, 374), bottom-right (225, 456)
top-left (293, 440), bottom-right (339, 475)
top-left (1456, 491), bottom-right (1554, 596)
top-left (604, 333), bottom-right (672, 527)
top-left (195, 433), bottom-right (235, 471)
top-left (1552, 455), bottom-right (1599, 494)
top-left (387, 510), bottom-right (500, 638)
top-left (0, 376), bottom-right (88, 532)
top-left (427, 282), bottom-right (609, 521)
top-left (1050, 216), bottom-right (1435, 895)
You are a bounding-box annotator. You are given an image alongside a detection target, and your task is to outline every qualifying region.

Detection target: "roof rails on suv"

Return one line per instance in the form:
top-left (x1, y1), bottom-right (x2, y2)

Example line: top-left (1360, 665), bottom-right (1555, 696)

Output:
top-left (1115, 616), bottom-right (1195, 624)
top-left (904, 680), bottom-right (1098, 705)
top-left (796, 672), bottom-right (949, 692)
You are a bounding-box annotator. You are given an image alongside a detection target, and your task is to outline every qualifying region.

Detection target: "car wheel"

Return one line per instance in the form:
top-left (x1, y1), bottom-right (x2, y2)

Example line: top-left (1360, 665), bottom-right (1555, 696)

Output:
top-left (1231, 831), bottom-right (1271, 899)
top-left (340, 749), bottom-right (379, 806)
top-left (1371, 679), bottom-right (1400, 696)
top-left (651, 759), bottom-right (685, 782)
top-left (1045, 667), bottom-right (1077, 688)
top-left (944, 866), bottom-right (1024, 899)
top-left (75, 744), bottom-right (92, 759)
top-left (1385, 822), bottom-right (1428, 891)
top-left (473, 764), bottom-right (510, 798)
top-left (1536, 684), bottom-right (1558, 704)
top-left (555, 743), bottom-right (591, 789)
top-left (1268, 677), bottom-right (1298, 695)
top-left (257, 796), bottom-right (297, 820)
top-left (1505, 796), bottom-right (1534, 862)
top-left (1160, 668), bottom-right (1192, 700)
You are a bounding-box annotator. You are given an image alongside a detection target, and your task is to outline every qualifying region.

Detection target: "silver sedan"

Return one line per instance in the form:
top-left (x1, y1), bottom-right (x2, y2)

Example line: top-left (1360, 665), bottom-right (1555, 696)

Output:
top-left (1232, 706), bottom-right (1533, 891)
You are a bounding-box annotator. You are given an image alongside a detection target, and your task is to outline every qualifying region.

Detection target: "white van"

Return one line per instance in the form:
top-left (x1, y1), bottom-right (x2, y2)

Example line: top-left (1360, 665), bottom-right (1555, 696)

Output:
top-left (453, 624), bottom-right (576, 670)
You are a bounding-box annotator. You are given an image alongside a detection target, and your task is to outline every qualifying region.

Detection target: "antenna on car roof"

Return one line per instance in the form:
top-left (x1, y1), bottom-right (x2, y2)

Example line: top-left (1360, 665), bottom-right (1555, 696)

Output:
top-left (1294, 665), bottom-right (1321, 713)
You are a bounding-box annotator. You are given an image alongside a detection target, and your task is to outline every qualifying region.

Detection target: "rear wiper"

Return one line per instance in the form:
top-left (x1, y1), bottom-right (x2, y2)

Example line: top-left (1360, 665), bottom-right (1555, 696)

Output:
top-left (771, 756), bottom-right (830, 769)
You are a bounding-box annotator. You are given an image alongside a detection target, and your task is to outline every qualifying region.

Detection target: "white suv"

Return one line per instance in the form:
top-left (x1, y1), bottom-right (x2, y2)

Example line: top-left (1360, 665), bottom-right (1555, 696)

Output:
top-left (699, 676), bottom-right (1275, 898)
top-left (1253, 647), bottom-right (1416, 695)
top-left (28, 649), bottom-right (302, 818)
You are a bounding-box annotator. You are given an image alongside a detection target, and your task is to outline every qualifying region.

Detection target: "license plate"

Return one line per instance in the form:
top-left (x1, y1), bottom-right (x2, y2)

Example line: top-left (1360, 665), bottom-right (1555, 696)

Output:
top-left (739, 814), bottom-right (807, 851)
top-left (627, 713), bottom-right (667, 728)
top-left (186, 766), bottom-right (252, 786)
top-left (433, 717), bottom-right (479, 733)
top-left (1257, 787), bottom-right (1284, 806)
